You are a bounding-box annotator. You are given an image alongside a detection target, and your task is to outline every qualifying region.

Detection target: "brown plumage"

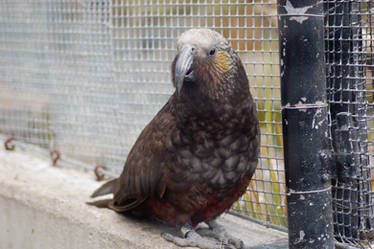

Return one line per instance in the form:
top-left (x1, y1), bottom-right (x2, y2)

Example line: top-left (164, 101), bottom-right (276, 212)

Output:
top-left (89, 29), bottom-right (260, 249)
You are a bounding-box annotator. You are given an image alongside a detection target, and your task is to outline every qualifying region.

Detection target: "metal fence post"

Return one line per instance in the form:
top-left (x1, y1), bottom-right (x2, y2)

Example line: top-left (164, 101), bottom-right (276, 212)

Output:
top-left (277, 0), bottom-right (334, 248)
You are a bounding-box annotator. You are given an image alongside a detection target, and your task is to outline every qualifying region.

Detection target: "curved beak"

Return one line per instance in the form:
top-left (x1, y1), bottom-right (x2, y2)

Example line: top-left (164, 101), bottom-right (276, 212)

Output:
top-left (175, 45), bottom-right (194, 96)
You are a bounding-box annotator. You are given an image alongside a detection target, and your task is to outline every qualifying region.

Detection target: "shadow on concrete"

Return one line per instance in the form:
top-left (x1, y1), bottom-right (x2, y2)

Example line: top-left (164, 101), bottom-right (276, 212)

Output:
top-left (247, 240), bottom-right (288, 249)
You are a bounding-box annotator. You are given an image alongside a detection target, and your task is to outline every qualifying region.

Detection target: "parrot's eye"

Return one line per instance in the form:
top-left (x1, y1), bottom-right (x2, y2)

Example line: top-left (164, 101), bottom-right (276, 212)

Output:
top-left (209, 48), bottom-right (216, 56)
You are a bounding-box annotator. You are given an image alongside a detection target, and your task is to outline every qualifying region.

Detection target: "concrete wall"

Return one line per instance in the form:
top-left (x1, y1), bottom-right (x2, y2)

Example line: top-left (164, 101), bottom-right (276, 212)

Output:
top-left (0, 143), bottom-right (287, 249)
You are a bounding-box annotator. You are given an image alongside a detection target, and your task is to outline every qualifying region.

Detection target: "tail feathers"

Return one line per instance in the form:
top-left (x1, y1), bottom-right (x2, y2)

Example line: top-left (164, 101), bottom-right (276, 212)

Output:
top-left (87, 198), bottom-right (112, 208)
top-left (90, 178), bottom-right (117, 198)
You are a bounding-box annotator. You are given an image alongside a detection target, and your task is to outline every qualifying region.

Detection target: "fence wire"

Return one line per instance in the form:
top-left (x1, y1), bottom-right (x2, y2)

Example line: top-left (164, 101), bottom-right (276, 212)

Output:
top-left (0, 0), bottom-right (286, 230)
top-left (324, 0), bottom-right (374, 247)
top-left (3, 1), bottom-right (374, 247)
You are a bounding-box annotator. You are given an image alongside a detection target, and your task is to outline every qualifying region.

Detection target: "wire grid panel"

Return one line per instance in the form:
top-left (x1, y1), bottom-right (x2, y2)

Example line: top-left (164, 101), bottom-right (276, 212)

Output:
top-left (0, 0), bottom-right (285, 229)
top-left (324, 0), bottom-right (374, 246)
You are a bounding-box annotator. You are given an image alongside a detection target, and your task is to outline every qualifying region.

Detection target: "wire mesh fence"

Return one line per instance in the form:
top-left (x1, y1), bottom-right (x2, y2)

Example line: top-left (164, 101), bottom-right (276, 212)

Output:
top-left (324, 0), bottom-right (374, 247)
top-left (0, 0), bottom-right (286, 230)
top-left (3, 1), bottom-right (374, 247)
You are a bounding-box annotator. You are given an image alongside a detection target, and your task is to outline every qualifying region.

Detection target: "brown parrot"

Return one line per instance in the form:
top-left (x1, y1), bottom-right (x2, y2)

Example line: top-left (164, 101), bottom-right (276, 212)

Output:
top-left (89, 29), bottom-right (260, 249)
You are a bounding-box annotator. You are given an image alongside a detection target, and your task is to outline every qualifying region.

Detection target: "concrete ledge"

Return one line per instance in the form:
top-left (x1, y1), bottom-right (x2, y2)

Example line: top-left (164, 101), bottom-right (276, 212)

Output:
top-left (0, 145), bottom-right (287, 249)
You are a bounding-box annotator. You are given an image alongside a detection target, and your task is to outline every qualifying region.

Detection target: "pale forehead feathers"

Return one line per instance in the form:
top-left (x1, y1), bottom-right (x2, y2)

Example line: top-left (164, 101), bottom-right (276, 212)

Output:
top-left (177, 29), bottom-right (229, 51)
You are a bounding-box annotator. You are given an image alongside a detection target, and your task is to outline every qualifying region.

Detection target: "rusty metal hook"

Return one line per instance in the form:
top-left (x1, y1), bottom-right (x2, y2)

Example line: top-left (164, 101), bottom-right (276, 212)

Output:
top-left (4, 136), bottom-right (16, 151)
top-left (50, 149), bottom-right (61, 166)
top-left (94, 164), bottom-right (108, 181)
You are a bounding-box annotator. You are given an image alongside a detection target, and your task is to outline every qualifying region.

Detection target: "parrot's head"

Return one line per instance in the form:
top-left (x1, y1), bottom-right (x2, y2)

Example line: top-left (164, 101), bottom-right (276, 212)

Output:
top-left (171, 29), bottom-right (249, 102)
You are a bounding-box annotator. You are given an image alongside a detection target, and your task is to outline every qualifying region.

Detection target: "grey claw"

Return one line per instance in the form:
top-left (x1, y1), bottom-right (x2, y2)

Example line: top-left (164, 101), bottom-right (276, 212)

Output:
top-left (196, 220), bottom-right (244, 249)
top-left (161, 222), bottom-right (243, 249)
top-left (162, 230), bottom-right (233, 249)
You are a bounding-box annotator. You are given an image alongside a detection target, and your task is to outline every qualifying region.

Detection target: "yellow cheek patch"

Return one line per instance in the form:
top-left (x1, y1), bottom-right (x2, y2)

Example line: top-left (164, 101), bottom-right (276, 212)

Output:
top-left (215, 51), bottom-right (232, 73)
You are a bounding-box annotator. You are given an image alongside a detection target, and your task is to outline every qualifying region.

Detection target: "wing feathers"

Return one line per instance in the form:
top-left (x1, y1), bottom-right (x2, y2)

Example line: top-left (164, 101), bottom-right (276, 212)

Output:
top-left (90, 178), bottom-right (117, 198)
top-left (108, 100), bottom-right (176, 210)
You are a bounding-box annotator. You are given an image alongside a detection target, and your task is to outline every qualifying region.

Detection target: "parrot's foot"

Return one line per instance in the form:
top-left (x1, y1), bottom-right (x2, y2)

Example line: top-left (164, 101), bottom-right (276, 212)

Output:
top-left (162, 223), bottom-right (235, 249)
top-left (196, 220), bottom-right (244, 249)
